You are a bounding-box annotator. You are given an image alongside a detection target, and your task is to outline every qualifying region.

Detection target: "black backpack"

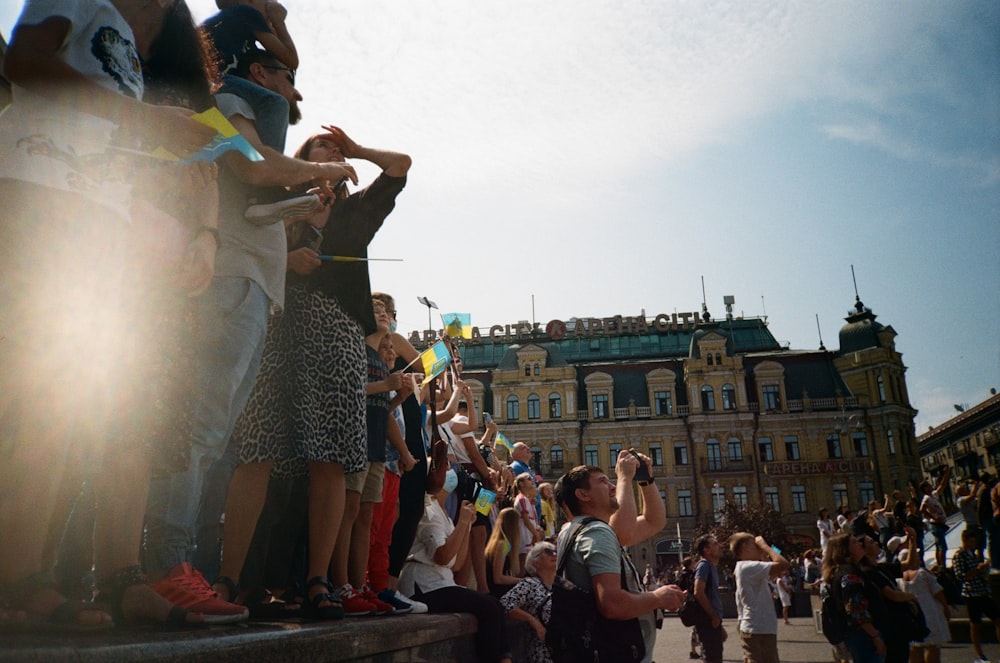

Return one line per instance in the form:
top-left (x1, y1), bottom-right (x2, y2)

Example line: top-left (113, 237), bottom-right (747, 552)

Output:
top-left (820, 579), bottom-right (848, 645)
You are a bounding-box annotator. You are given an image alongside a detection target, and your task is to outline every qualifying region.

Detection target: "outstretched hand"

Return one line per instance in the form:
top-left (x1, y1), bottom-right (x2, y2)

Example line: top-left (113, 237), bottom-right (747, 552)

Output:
top-left (320, 125), bottom-right (361, 159)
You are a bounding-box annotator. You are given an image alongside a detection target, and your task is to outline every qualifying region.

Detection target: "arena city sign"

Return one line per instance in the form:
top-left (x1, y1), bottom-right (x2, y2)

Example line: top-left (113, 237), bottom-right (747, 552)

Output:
top-left (407, 311), bottom-right (706, 346)
top-left (764, 459), bottom-right (873, 476)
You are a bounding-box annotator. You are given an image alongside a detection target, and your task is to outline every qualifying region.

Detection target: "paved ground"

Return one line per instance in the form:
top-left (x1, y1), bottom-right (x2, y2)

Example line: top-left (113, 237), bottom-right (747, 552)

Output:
top-left (652, 614), bottom-right (977, 663)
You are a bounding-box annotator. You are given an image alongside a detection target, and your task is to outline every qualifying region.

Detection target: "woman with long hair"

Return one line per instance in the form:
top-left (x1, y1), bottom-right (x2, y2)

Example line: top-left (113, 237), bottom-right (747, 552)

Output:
top-left (485, 508), bottom-right (522, 598)
top-left (822, 532), bottom-right (887, 663)
top-left (538, 482), bottom-right (557, 539)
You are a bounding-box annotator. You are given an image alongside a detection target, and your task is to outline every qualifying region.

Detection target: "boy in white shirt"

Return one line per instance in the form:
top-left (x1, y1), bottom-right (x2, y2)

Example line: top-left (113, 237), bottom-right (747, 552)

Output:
top-left (730, 533), bottom-right (790, 663)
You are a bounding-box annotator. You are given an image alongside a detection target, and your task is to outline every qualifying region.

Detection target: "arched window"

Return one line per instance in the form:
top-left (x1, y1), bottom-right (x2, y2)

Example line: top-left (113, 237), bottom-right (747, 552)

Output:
top-left (550, 444), bottom-right (564, 470)
top-left (721, 384), bottom-right (736, 410)
top-left (707, 354), bottom-right (714, 366)
top-left (706, 438), bottom-right (722, 470)
top-left (548, 393), bottom-right (562, 418)
top-left (527, 394), bottom-right (541, 419)
top-left (701, 385), bottom-right (715, 411)
top-left (506, 395), bottom-right (520, 421)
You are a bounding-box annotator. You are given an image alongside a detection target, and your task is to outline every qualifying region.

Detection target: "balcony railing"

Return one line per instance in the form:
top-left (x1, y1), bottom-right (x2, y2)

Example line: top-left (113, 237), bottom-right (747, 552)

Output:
top-left (700, 456), bottom-right (756, 473)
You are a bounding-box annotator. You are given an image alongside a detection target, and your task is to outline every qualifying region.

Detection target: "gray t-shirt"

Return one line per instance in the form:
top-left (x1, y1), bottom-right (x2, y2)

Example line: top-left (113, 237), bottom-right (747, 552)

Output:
top-left (557, 517), bottom-right (656, 662)
top-left (212, 92), bottom-right (288, 309)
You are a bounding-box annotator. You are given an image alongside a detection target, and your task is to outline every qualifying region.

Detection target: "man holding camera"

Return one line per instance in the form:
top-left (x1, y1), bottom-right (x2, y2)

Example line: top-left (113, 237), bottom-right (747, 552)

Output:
top-left (555, 452), bottom-right (685, 662)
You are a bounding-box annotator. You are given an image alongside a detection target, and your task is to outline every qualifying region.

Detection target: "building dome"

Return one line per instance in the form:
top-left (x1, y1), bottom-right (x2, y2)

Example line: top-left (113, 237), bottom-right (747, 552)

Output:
top-left (838, 298), bottom-right (884, 354)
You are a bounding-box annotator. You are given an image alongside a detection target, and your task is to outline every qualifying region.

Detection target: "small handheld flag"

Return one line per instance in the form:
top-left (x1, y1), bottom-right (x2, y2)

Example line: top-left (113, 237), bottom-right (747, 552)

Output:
top-left (474, 487), bottom-right (496, 516)
top-left (152, 107), bottom-right (264, 163)
top-left (495, 432), bottom-right (514, 454)
top-left (442, 312), bottom-right (473, 340)
top-left (419, 340), bottom-right (451, 386)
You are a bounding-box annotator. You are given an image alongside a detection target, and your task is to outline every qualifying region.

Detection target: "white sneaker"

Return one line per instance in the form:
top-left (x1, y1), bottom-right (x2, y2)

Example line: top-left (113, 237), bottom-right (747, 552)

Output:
top-left (394, 590), bottom-right (427, 614)
top-left (244, 193), bottom-right (322, 225)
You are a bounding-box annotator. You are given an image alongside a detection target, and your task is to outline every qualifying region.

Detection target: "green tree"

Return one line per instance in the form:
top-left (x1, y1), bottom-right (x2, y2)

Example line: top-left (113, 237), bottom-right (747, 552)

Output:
top-left (695, 500), bottom-right (796, 570)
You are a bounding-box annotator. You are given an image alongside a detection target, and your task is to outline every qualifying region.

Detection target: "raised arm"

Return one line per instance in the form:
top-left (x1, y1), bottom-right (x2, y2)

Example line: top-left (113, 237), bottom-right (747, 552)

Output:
top-left (254, 2), bottom-right (299, 70)
top-left (321, 126), bottom-right (412, 177)
top-left (609, 450), bottom-right (665, 546)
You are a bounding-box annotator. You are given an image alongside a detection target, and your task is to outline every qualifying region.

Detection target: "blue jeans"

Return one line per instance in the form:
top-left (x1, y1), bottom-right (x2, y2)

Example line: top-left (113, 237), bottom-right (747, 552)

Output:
top-left (844, 628), bottom-right (885, 663)
top-left (144, 277), bottom-right (269, 573)
top-left (218, 74), bottom-right (289, 153)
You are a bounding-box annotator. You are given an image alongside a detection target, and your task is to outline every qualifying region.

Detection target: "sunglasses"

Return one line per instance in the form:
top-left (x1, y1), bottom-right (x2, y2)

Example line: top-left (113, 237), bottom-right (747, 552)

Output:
top-left (262, 65), bottom-right (296, 86)
top-left (543, 548), bottom-right (557, 556)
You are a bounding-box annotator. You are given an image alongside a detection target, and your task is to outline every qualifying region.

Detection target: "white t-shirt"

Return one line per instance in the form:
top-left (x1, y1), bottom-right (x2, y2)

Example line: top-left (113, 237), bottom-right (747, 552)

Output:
top-left (398, 497), bottom-right (457, 596)
top-left (440, 415), bottom-right (475, 464)
top-left (734, 560), bottom-right (779, 635)
top-left (0, 0), bottom-right (143, 216)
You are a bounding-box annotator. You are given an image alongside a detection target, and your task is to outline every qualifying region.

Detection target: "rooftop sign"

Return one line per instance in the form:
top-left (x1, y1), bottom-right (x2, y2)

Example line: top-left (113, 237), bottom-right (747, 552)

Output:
top-left (407, 311), bottom-right (707, 346)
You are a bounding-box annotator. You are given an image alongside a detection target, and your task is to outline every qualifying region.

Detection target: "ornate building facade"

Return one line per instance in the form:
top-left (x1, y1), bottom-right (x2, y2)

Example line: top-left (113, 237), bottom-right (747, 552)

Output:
top-left (918, 391), bottom-right (1000, 508)
top-left (410, 297), bottom-right (922, 567)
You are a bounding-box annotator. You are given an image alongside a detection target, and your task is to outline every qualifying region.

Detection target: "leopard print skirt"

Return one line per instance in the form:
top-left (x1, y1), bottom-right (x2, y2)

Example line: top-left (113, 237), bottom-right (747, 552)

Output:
top-left (233, 286), bottom-right (367, 476)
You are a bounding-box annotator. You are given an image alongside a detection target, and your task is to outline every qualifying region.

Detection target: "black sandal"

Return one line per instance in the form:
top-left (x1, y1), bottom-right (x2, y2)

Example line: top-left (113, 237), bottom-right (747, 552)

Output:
top-left (303, 577), bottom-right (344, 620)
top-left (102, 565), bottom-right (192, 628)
top-left (245, 588), bottom-right (302, 620)
top-left (0, 571), bottom-right (112, 633)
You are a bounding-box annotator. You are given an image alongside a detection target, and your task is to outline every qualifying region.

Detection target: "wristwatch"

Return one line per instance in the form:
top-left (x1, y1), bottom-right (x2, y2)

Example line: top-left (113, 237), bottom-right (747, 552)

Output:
top-left (638, 480), bottom-right (652, 487)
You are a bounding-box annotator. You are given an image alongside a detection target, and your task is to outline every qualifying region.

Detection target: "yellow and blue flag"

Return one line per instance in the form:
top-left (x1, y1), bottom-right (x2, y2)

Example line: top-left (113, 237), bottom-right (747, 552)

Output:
top-left (495, 432), bottom-right (514, 454)
top-left (474, 487), bottom-right (496, 516)
top-left (152, 107), bottom-right (264, 163)
top-left (420, 340), bottom-right (451, 386)
top-left (442, 312), bottom-right (472, 340)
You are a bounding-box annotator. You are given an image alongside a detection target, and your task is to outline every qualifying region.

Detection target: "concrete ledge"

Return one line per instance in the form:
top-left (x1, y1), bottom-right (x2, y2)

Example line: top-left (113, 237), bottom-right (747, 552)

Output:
top-left (0, 613), bottom-right (478, 663)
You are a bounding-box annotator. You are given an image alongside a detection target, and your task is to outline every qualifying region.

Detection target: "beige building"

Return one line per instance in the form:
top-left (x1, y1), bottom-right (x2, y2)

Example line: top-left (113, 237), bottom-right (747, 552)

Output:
top-left (918, 391), bottom-right (1000, 510)
top-left (420, 296), bottom-right (922, 568)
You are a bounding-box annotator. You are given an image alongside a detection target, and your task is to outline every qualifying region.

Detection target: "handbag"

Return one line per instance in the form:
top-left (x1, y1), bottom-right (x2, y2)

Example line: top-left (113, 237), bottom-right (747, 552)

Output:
top-left (678, 591), bottom-right (710, 627)
top-left (546, 518), bottom-right (646, 662)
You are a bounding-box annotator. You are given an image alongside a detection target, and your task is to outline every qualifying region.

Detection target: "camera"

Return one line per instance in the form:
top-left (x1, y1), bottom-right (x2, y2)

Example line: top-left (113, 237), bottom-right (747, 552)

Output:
top-left (453, 464), bottom-right (483, 504)
top-left (630, 450), bottom-right (653, 483)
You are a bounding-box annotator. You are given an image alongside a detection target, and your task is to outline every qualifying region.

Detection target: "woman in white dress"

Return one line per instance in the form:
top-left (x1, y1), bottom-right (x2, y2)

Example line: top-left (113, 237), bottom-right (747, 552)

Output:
top-left (897, 550), bottom-right (950, 663)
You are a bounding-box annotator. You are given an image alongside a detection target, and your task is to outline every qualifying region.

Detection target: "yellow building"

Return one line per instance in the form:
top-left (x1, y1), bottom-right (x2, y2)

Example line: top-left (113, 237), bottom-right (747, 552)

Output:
top-left (414, 296), bottom-right (922, 567)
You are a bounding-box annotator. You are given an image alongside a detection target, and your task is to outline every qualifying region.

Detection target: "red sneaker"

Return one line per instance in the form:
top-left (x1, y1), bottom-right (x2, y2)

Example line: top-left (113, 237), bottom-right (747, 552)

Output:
top-left (336, 584), bottom-right (375, 617)
top-left (150, 563), bottom-right (248, 624)
top-left (361, 586), bottom-right (394, 616)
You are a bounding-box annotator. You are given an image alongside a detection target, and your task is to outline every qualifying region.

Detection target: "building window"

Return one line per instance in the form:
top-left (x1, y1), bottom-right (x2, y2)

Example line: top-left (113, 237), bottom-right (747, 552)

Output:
top-left (728, 438), bottom-right (743, 463)
top-left (673, 442), bottom-right (688, 466)
top-left (584, 444), bottom-right (598, 466)
top-left (826, 433), bottom-right (843, 459)
top-left (784, 435), bottom-right (800, 461)
top-left (887, 429), bottom-right (896, 455)
top-left (527, 394), bottom-right (540, 420)
top-left (524, 365), bottom-right (531, 377)
top-left (852, 432), bottom-right (869, 457)
top-left (649, 443), bottom-right (663, 467)
top-left (707, 354), bottom-right (714, 366)
top-left (506, 396), bottom-right (519, 421)
top-left (531, 446), bottom-right (542, 473)
top-left (715, 353), bottom-right (722, 365)
top-left (791, 485), bottom-right (807, 513)
top-left (707, 439), bottom-right (722, 470)
top-left (833, 483), bottom-right (848, 508)
top-left (592, 394), bottom-right (609, 419)
top-left (711, 485), bottom-right (725, 522)
top-left (533, 364), bottom-right (541, 376)
top-left (758, 437), bottom-right (774, 462)
top-left (877, 376), bottom-right (886, 403)
top-left (762, 385), bottom-right (781, 411)
top-left (858, 481), bottom-right (875, 505)
top-left (549, 393), bottom-right (562, 418)
top-left (550, 445), bottom-right (564, 471)
top-left (654, 390), bottom-right (673, 416)
top-left (722, 384), bottom-right (737, 410)
top-left (609, 443), bottom-right (622, 468)
top-left (701, 386), bottom-right (716, 411)
top-left (733, 486), bottom-right (748, 507)
top-left (678, 490), bottom-right (693, 517)
top-left (764, 487), bottom-right (780, 511)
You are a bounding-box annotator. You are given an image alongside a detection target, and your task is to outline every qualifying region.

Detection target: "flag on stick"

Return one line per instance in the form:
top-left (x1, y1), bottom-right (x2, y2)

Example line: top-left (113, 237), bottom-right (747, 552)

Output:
top-left (152, 107), bottom-right (264, 163)
top-left (419, 340), bottom-right (451, 386)
top-left (441, 312), bottom-right (472, 340)
top-left (474, 487), bottom-right (496, 516)
top-left (495, 432), bottom-right (514, 454)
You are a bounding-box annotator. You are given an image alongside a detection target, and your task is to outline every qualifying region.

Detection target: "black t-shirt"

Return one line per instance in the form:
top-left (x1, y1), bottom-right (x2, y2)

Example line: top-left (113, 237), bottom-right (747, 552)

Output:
top-left (305, 173), bottom-right (406, 335)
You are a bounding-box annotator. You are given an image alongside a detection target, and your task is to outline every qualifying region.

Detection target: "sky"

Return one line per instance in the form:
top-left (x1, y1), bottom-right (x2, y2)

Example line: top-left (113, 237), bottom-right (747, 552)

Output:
top-left (2, 1), bottom-right (997, 433)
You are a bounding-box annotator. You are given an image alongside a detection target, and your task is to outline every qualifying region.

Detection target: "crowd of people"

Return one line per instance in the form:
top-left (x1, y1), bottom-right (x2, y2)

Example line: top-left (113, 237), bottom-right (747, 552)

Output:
top-left (0, 2), bottom-right (995, 663)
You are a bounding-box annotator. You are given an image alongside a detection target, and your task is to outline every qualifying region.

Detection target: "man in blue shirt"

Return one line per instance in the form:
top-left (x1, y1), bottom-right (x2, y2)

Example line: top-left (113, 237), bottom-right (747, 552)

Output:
top-left (693, 533), bottom-right (726, 663)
